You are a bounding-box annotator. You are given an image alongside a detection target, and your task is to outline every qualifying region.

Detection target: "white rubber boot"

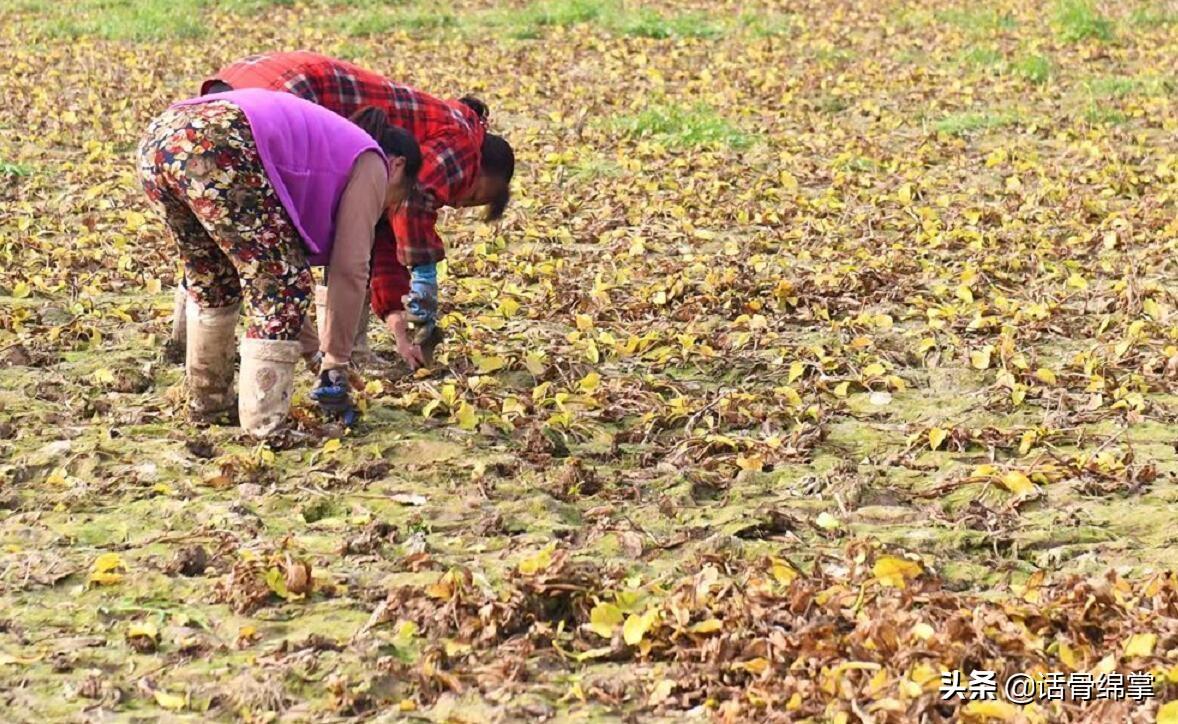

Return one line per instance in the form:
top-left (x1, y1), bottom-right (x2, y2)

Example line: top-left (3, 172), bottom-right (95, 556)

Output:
top-left (238, 338), bottom-right (301, 438)
top-left (185, 298), bottom-right (239, 420)
top-left (165, 283), bottom-right (189, 363)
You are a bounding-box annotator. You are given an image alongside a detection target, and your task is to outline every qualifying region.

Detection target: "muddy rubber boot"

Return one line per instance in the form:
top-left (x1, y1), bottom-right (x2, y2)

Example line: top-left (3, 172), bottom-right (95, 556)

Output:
top-left (185, 298), bottom-right (239, 421)
top-left (238, 338), bottom-right (301, 438)
top-left (165, 283), bottom-right (189, 364)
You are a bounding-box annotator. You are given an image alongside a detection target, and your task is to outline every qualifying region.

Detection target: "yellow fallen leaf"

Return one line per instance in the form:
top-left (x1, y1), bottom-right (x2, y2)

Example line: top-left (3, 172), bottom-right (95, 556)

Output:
top-left (425, 580), bottom-right (453, 600)
top-left (1034, 367), bottom-right (1057, 385)
top-left (689, 618), bottom-right (723, 634)
top-left (153, 690), bottom-right (187, 711)
top-left (911, 622), bottom-right (935, 641)
top-left (928, 427), bottom-right (948, 450)
top-left (524, 351), bottom-right (546, 376)
top-left (322, 438), bottom-right (341, 454)
top-left (771, 559), bottom-right (797, 585)
top-left (1158, 701), bottom-right (1178, 724)
top-left (999, 470), bottom-right (1035, 495)
top-left (578, 371), bottom-right (601, 393)
top-left (736, 454), bottom-right (763, 472)
top-left (88, 571), bottom-right (123, 585)
top-left (788, 361), bottom-right (804, 383)
top-left (127, 622), bottom-right (158, 641)
top-left (622, 609), bottom-right (657, 646)
top-left (736, 657), bottom-right (769, 674)
top-left (862, 362), bottom-right (886, 378)
top-left (1019, 430), bottom-right (1036, 456)
top-left (454, 402), bottom-right (479, 430)
top-left (1059, 641), bottom-right (1079, 669)
top-left (498, 296), bottom-right (520, 318)
top-left (815, 512), bottom-right (840, 530)
top-left (962, 699), bottom-right (1017, 721)
top-left (970, 346), bottom-right (992, 370)
top-left (1124, 632), bottom-right (1156, 658)
top-left (123, 210), bottom-right (146, 231)
top-left (92, 552), bottom-right (122, 573)
top-left (518, 544), bottom-right (556, 575)
top-left (473, 354), bottom-right (507, 374)
top-left (588, 602), bottom-right (623, 639)
top-left (873, 555), bottom-right (922, 589)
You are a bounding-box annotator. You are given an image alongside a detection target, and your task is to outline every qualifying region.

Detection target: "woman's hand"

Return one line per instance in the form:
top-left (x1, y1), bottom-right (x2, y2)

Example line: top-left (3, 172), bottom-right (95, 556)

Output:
top-left (386, 311), bottom-right (426, 370)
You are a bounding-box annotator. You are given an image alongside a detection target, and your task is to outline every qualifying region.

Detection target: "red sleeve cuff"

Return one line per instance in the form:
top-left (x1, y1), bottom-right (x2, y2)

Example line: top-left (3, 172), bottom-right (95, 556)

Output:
top-left (369, 221), bottom-right (411, 319)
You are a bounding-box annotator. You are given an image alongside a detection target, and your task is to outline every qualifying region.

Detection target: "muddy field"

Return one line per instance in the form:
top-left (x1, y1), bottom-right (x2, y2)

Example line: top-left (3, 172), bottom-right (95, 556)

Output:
top-left (0, 0), bottom-right (1176, 720)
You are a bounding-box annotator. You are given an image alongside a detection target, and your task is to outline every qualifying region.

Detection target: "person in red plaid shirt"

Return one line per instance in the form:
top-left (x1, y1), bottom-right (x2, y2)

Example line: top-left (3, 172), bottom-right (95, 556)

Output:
top-left (166, 51), bottom-right (514, 370)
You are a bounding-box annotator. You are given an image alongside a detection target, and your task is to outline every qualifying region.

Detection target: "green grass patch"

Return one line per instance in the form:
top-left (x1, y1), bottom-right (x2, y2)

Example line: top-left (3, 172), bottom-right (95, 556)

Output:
top-left (888, 7), bottom-right (935, 31)
top-left (814, 47), bottom-right (856, 65)
top-left (484, 0), bottom-right (610, 38)
top-left (613, 104), bottom-right (752, 148)
top-left (935, 8), bottom-right (1017, 33)
top-left (331, 4), bottom-right (458, 36)
top-left (1128, 3), bottom-right (1178, 26)
top-left (213, 0), bottom-right (294, 13)
top-left (1053, 0), bottom-right (1113, 42)
top-left (1085, 76), bottom-right (1140, 97)
top-left (961, 45), bottom-right (1004, 68)
top-left (518, 0), bottom-right (605, 27)
top-left (36, 0), bottom-right (208, 40)
top-left (612, 8), bottom-right (723, 38)
top-left (933, 112), bottom-right (1017, 136)
top-left (1084, 74), bottom-right (1172, 97)
top-left (567, 156), bottom-right (623, 181)
top-left (1012, 54), bottom-right (1052, 84)
top-left (814, 95), bottom-right (850, 114)
top-left (738, 11), bottom-right (795, 37)
top-left (1082, 106), bottom-right (1128, 125)
top-left (481, 2), bottom-right (724, 40)
top-left (1, 162), bottom-right (35, 177)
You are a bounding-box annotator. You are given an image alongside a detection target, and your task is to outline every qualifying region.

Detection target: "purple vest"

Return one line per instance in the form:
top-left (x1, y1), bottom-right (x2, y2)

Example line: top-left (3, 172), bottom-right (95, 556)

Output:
top-left (175, 89), bottom-right (386, 266)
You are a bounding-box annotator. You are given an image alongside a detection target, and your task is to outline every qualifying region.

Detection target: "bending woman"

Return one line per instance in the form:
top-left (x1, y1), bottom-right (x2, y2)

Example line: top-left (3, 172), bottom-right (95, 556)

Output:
top-left (196, 51), bottom-right (515, 369)
top-left (138, 88), bottom-right (421, 436)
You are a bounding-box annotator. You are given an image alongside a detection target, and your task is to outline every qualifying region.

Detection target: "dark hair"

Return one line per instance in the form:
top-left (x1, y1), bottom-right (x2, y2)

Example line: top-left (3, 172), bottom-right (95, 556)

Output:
top-left (458, 96), bottom-right (489, 122)
top-left (349, 106), bottom-right (422, 182)
top-left (480, 134), bottom-right (514, 221)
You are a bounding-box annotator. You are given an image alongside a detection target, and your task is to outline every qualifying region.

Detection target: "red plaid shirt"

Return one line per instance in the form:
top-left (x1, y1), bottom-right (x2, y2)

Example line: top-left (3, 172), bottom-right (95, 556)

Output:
top-left (205, 52), bottom-right (485, 313)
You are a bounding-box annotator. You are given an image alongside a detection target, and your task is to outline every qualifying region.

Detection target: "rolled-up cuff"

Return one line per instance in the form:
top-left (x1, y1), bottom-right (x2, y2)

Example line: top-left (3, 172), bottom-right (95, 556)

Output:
top-left (370, 267), bottom-right (411, 320)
